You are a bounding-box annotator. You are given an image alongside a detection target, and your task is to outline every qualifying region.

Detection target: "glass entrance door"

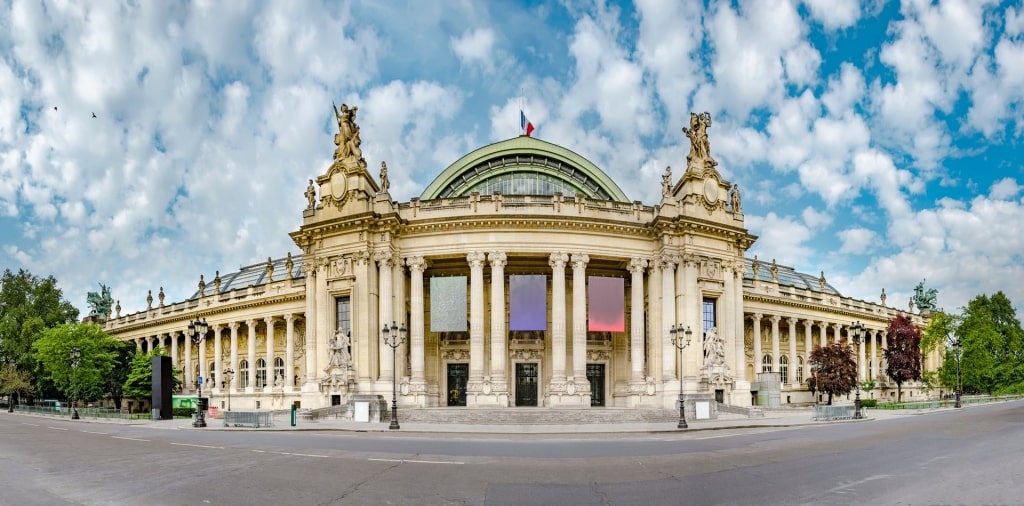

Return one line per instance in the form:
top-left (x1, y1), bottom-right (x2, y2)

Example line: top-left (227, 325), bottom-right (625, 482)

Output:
top-left (515, 363), bottom-right (538, 406)
top-left (447, 363), bottom-right (468, 406)
top-left (586, 364), bottom-right (605, 407)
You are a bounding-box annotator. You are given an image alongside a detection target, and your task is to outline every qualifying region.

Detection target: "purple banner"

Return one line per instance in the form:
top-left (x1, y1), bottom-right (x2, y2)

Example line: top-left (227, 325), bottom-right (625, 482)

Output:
top-left (509, 275), bottom-right (547, 331)
top-left (588, 276), bottom-right (624, 332)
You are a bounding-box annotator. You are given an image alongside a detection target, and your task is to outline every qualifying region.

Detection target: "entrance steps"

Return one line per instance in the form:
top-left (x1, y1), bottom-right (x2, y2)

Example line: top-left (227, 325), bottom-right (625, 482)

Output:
top-left (399, 407), bottom-right (678, 425)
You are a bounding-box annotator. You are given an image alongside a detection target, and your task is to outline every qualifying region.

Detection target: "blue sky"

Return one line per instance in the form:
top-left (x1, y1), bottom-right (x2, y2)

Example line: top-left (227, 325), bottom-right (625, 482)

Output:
top-left (1, 0), bottom-right (1023, 317)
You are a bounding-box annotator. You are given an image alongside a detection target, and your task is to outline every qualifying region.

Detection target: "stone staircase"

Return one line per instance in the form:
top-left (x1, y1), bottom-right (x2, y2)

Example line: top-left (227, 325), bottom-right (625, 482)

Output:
top-left (398, 407), bottom-right (679, 425)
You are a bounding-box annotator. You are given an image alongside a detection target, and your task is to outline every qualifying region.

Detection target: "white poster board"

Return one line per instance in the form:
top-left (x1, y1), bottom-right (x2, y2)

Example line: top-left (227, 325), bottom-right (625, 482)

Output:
top-left (695, 401), bottom-right (711, 420)
top-left (354, 401), bottom-right (370, 422)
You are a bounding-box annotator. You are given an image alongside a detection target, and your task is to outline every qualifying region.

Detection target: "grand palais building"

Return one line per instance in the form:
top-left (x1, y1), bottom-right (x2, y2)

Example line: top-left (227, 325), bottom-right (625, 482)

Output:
top-left (102, 107), bottom-right (937, 419)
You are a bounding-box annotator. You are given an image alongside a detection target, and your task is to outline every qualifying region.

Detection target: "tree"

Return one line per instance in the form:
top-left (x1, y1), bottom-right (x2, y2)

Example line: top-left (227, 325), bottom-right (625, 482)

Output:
top-left (105, 341), bottom-right (135, 410)
top-left (0, 269), bottom-right (80, 399)
top-left (0, 363), bottom-right (34, 407)
top-left (808, 343), bottom-right (857, 405)
top-left (884, 314), bottom-right (922, 402)
top-left (32, 323), bottom-right (117, 405)
top-left (123, 349), bottom-right (182, 402)
top-left (954, 292), bottom-right (1024, 394)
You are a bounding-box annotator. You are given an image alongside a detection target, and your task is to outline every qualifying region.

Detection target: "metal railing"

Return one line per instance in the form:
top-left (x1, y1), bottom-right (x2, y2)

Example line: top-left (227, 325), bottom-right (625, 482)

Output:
top-left (223, 410), bottom-right (275, 428)
top-left (13, 405), bottom-right (131, 420)
top-left (812, 404), bottom-right (856, 421)
top-left (297, 405), bottom-right (348, 423)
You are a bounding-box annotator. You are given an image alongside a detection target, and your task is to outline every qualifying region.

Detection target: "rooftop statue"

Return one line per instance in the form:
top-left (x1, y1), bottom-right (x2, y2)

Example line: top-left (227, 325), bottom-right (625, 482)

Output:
top-left (682, 111), bottom-right (717, 173)
top-left (332, 102), bottom-right (363, 163)
top-left (912, 280), bottom-right (938, 313)
top-left (86, 283), bottom-right (113, 318)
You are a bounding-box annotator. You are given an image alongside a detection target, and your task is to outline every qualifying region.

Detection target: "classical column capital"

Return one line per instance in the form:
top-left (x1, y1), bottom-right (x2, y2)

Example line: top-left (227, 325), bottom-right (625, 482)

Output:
top-left (374, 250), bottom-right (394, 267)
top-left (786, 317), bottom-right (798, 325)
top-left (228, 321), bottom-right (239, 331)
top-left (658, 253), bottom-right (679, 270)
top-left (467, 251), bottom-right (487, 268)
top-left (283, 313), bottom-right (294, 322)
top-left (264, 316), bottom-right (275, 325)
top-left (803, 319), bottom-right (815, 329)
top-left (487, 251), bottom-right (507, 269)
top-left (752, 312), bottom-right (763, 321)
top-left (549, 251), bottom-right (569, 269)
top-left (570, 253), bottom-right (589, 270)
top-left (211, 323), bottom-right (222, 332)
top-left (628, 257), bottom-right (648, 274)
top-left (406, 256), bottom-right (426, 272)
top-left (769, 314), bottom-right (781, 323)
top-left (352, 250), bottom-right (371, 266)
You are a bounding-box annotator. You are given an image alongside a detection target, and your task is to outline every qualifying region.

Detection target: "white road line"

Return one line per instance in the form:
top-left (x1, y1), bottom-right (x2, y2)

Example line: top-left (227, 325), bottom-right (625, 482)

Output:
top-left (170, 443), bottom-right (224, 449)
top-left (367, 458), bottom-right (464, 465)
top-left (111, 436), bottom-right (150, 442)
top-left (47, 427), bottom-right (68, 431)
top-left (22, 423), bottom-right (40, 426)
top-left (275, 452), bottom-right (329, 458)
top-left (252, 449), bottom-right (266, 453)
top-left (82, 431), bottom-right (108, 435)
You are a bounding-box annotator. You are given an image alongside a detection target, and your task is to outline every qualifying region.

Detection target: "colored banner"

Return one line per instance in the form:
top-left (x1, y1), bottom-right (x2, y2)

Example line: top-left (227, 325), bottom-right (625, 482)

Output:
top-left (588, 276), bottom-right (624, 332)
top-left (430, 276), bottom-right (468, 332)
top-left (509, 274), bottom-right (547, 331)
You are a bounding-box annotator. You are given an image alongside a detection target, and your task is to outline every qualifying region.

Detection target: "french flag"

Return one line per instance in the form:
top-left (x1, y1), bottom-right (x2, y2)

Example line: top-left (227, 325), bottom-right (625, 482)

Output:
top-left (520, 109), bottom-right (535, 137)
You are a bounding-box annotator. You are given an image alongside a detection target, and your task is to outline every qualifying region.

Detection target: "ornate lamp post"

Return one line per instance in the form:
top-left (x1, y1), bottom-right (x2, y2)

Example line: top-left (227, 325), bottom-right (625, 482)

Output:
top-left (381, 321), bottom-right (407, 430)
top-left (69, 347), bottom-right (81, 420)
top-left (669, 324), bottom-right (693, 429)
top-left (224, 368), bottom-right (235, 411)
top-left (850, 321), bottom-right (865, 420)
top-left (187, 317), bottom-right (209, 428)
top-left (953, 339), bottom-right (962, 408)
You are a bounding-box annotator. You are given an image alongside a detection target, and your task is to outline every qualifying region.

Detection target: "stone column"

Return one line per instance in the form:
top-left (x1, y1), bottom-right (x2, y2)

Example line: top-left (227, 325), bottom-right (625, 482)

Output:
top-left (488, 252), bottom-right (508, 390)
top-left (681, 255), bottom-right (700, 380)
top-left (302, 262), bottom-right (317, 386)
top-left (393, 259), bottom-right (407, 379)
top-left (377, 251), bottom-right (395, 381)
top-left (787, 317), bottom-right (797, 386)
top-left (198, 326), bottom-right (207, 388)
top-left (659, 254), bottom-right (678, 380)
top-left (265, 317), bottom-right (275, 391)
top-left (467, 252), bottom-right (487, 385)
top-left (752, 314), bottom-right (762, 378)
top-left (570, 253), bottom-right (589, 389)
top-left (722, 261), bottom-right (736, 371)
top-left (819, 321), bottom-right (828, 348)
top-left (213, 324), bottom-right (223, 390)
top-left (629, 257), bottom-right (647, 383)
top-left (858, 329), bottom-right (866, 381)
top-left (285, 314), bottom-right (295, 389)
top-left (246, 319), bottom-right (257, 392)
top-left (803, 320), bottom-right (814, 386)
top-left (407, 257), bottom-right (426, 386)
top-left (229, 322), bottom-right (239, 390)
top-left (731, 261), bottom-right (746, 382)
top-left (321, 257), bottom-right (338, 381)
top-left (880, 330), bottom-right (888, 377)
top-left (184, 330), bottom-right (193, 391)
top-left (170, 333), bottom-right (178, 368)
top-left (833, 322), bottom-right (842, 345)
top-left (549, 252), bottom-right (569, 385)
top-left (770, 316), bottom-right (780, 379)
top-left (869, 328), bottom-right (878, 381)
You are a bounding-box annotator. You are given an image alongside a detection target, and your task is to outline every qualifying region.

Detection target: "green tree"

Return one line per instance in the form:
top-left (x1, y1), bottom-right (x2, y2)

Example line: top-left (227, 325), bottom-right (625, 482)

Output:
top-left (1, 363), bottom-right (34, 407)
top-left (105, 341), bottom-right (135, 410)
top-left (808, 343), bottom-right (857, 405)
top-left (0, 269), bottom-right (80, 400)
top-left (32, 323), bottom-right (117, 405)
top-left (954, 292), bottom-right (1024, 394)
top-left (123, 349), bottom-right (182, 401)
top-left (884, 314), bottom-right (922, 402)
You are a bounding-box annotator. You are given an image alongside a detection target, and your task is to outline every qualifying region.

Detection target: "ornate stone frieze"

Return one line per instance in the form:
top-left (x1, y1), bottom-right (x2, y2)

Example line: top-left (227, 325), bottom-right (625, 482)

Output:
top-left (442, 349), bottom-right (470, 361)
top-left (511, 349), bottom-right (543, 361)
top-left (586, 350), bottom-right (610, 362)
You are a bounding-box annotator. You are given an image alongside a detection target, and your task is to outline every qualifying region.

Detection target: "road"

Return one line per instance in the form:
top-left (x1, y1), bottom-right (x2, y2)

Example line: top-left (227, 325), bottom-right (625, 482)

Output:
top-left (2, 402), bottom-right (1022, 505)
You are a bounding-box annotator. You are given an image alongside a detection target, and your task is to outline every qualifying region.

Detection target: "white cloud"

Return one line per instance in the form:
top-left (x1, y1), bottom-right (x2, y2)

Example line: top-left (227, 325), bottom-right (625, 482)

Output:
top-left (989, 177), bottom-right (1022, 200)
top-left (802, 0), bottom-right (861, 30)
top-left (837, 227), bottom-right (877, 254)
top-left (451, 28), bottom-right (497, 72)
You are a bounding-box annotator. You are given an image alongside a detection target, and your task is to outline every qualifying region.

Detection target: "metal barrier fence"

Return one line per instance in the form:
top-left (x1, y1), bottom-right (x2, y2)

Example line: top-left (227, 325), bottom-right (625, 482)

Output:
top-left (223, 410), bottom-right (275, 428)
top-left (13, 405), bottom-right (131, 420)
top-left (812, 404), bottom-right (856, 421)
top-left (297, 405), bottom-right (348, 423)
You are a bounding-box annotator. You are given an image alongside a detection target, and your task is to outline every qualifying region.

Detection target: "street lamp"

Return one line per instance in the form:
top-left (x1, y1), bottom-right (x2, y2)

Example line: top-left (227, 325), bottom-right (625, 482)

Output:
top-left (850, 321), bottom-right (865, 420)
top-left (381, 321), bottom-right (407, 430)
top-left (69, 347), bottom-right (81, 420)
top-left (223, 368), bottom-right (235, 412)
top-left (669, 324), bottom-right (693, 429)
top-left (187, 317), bottom-right (209, 428)
top-left (952, 339), bottom-right (962, 408)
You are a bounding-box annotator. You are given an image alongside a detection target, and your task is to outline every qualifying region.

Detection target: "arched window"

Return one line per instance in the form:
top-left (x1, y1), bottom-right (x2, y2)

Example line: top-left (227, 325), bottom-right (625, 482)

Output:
top-left (208, 362), bottom-right (216, 387)
top-left (274, 357), bottom-right (285, 386)
top-left (796, 357), bottom-right (804, 384)
top-left (239, 359), bottom-right (250, 388)
top-left (780, 355), bottom-right (789, 384)
top-left (761, 355), bottom-right (772, 374)
top-left (256, 358), bottom-right (267, 388)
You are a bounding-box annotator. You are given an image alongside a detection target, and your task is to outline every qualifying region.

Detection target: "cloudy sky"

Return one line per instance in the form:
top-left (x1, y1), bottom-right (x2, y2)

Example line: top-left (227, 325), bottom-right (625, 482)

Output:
top-left (1, 0), bottom-right (1023, 318)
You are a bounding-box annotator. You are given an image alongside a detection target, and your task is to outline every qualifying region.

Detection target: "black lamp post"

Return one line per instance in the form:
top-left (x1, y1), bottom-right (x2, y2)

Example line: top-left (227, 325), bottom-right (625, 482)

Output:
top-left (6, 358), bottom-right (14, 413)
top-left (850, 321), bottom-right (865, 420)
top-left (70, 347), bottom-right (81, 420)
top-left (669, 324), bottom-right (693, 429)
top-left (381, 321), bottom-right (407, 430)
top-left (953, 339), bottom-right (962, 408)
top-left (187, 317), bottom-right (209, 428)
top-left (224, 368), bottom-right (234, 411)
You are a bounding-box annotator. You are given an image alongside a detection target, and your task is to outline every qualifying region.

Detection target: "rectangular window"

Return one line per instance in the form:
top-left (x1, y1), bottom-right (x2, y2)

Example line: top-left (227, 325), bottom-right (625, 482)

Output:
top-left (336, 296), bottom-right (351, 333)
top-left (703, 298), bottom-right (717, 364)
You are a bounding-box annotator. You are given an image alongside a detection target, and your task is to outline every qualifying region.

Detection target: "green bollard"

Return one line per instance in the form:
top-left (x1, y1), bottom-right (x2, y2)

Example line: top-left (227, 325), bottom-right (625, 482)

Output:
top-left (290, 403), bottom-right (296, 427)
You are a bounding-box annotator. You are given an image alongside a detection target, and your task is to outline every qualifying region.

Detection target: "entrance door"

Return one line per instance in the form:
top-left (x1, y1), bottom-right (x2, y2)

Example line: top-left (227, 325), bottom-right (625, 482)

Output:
top-left (586, 364), bottom-right (605, 407)
top-left (447, 363), bottom-right (468, 406)
top-left (515, 363), bottom-right (538, 406)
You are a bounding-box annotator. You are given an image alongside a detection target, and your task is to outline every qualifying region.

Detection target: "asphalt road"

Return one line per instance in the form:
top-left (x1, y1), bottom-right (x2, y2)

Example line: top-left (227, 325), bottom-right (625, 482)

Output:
top-left (2, 402), bottom-right (1022, 505)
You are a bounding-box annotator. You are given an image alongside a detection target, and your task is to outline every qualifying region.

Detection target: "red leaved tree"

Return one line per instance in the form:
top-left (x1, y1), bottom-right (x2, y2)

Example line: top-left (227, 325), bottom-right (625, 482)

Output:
top-left (884, 314), bottom-right (922, 402)
top-left (808, 343), bottom-right (857, 405)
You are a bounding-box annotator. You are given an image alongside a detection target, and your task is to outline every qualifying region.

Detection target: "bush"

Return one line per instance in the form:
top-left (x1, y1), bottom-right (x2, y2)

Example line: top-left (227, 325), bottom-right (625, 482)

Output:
top-left (859, 399), bottom-right (877, 408)
top-left (173, 407), bottom-right (196, 418)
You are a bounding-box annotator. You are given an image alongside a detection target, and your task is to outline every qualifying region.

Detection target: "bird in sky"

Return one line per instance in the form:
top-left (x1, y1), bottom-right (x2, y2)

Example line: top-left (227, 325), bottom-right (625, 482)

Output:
top-left (53, 106), bottom-right (57, 111)
top-left (92, 112), bottom-right (97, 118)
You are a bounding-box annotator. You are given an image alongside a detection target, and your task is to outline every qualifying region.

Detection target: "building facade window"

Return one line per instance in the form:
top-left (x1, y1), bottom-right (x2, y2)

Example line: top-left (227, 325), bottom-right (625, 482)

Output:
top-left (796, 357), bottom-right (804, 383)
top-left (336, 297), bottom-right (351, 333)
top-left (274, 357), bottom-right (285, 385)
top-left (239, 359), bottom-right (250, 388)
top-left (761, 355), bottom-right (772, 374)
top-left (779, 355), bottom-right (789, 384)
top-left (256, 358), bottom-right (267, 388)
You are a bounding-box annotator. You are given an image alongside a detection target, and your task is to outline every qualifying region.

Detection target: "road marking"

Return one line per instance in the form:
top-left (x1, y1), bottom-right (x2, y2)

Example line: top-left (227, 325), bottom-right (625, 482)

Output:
top-left (252, 450), bottom-right (266, 453)
top-left (367, 458), bottom-right (464, 465)
top-left (22, 423), bottom-right (40, 426)
top-left (111, 436), bottom-right (150, 442)
top-left (47, 427), bottom-right (68, 431)
top-left (170, 443), bottom-right (224, 449)
top-left (275, 452), bottom-right (329, 458)
top-left (82, 431), bottom-right (108, 435)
